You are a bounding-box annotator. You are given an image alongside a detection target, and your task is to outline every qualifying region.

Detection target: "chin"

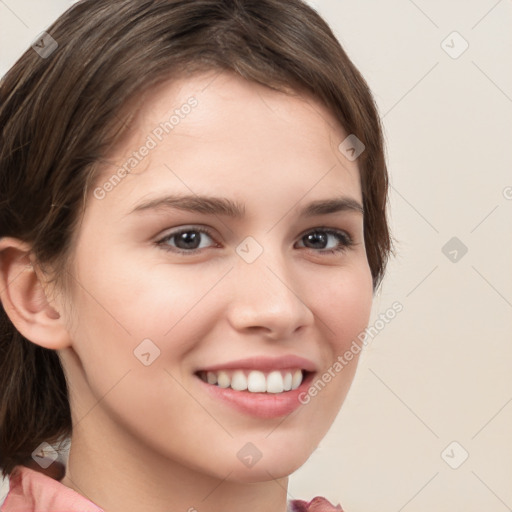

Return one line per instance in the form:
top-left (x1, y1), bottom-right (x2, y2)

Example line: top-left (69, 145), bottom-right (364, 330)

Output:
top-left (221, 447), bottom-right (313, 483)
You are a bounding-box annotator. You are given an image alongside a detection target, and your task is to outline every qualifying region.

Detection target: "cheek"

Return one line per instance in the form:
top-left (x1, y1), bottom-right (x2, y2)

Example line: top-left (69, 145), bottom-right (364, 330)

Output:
top-left (313, 263), bottom-right (374, 352)
top-left (303, 262), bottom-right (372, 403)
top-left (76, 244), bottom-right (227, 339)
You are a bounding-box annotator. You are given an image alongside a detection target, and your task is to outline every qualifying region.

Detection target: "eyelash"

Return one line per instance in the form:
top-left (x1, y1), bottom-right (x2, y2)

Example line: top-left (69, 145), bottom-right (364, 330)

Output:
top-left (155, 226), bottom-right (355, 256)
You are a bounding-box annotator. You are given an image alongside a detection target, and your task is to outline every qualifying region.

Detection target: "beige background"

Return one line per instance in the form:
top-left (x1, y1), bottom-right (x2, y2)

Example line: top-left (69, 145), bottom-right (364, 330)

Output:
top-left (1, 1), bottom-right (511, 511)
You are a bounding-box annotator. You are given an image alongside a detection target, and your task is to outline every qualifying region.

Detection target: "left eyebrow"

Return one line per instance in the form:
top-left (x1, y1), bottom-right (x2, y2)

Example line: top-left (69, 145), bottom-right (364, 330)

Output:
top-left (300, 197), bottom-right (364, 217)
top-left (127, 194), bottom-right (364, 218)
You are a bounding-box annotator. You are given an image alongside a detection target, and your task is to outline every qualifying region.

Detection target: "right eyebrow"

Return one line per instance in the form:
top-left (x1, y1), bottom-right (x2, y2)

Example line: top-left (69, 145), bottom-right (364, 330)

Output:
top-left (127, 194), bottom-right (364, 218)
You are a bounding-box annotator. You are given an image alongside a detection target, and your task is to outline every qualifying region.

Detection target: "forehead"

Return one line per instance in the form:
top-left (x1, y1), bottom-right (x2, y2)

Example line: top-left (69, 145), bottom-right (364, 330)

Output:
top-left (90, 71), bottom-right (362, 216)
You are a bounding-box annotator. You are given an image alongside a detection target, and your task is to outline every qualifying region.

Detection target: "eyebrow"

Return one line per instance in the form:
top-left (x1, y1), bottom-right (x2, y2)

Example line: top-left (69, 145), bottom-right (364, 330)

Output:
top-left (128, 194), bottom-right (364, 218)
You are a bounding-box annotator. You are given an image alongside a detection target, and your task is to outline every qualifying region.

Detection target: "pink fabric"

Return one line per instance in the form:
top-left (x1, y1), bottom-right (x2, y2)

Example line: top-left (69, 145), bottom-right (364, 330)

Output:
top-left (2, 465), bottom-right (343, 512)
top-left (288, 496), bottom-right (344, 512)
top-left (1, 465), bottom-right (103, 512)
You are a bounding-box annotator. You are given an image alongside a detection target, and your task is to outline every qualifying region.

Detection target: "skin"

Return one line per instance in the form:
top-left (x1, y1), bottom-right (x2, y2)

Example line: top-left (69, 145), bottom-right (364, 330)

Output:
top-left (0, 71), bottom-right (373, 512)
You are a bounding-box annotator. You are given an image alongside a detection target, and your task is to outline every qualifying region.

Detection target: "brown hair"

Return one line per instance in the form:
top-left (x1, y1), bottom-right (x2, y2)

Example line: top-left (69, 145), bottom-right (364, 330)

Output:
top-left (0, 0), bottom-right (392, 478)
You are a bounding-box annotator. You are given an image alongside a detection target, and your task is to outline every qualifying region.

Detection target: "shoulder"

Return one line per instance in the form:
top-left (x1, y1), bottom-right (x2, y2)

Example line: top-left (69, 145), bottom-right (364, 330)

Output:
top-left (2, 465), bottom-right (103, 512)
top-left (288, 496), bottom-right (344, 512)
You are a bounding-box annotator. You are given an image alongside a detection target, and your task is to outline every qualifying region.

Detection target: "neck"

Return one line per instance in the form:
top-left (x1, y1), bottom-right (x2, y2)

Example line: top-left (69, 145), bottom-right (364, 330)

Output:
top-left (60, 425), bottom-right (290, 512)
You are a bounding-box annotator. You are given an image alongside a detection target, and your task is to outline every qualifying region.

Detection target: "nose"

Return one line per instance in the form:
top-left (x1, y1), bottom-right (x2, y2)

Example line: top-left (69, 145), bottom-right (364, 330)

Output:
top-left (225, 251), bottom-right (315, 340)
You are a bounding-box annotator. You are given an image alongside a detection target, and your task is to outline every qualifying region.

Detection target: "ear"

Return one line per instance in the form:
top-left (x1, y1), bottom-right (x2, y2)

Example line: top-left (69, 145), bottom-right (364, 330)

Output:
top-left (0, 237), bottom-right (72, 350)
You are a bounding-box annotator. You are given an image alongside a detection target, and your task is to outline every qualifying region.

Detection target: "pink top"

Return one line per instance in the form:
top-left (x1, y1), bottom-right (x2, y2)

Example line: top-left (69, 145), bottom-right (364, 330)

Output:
top-left (2, 465), bottom-right (344, 512)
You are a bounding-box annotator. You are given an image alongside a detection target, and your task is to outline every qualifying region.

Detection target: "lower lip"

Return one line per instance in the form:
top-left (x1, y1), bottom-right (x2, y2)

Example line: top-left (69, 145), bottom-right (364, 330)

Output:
top-left (195, 372), bottom-right (315, 419)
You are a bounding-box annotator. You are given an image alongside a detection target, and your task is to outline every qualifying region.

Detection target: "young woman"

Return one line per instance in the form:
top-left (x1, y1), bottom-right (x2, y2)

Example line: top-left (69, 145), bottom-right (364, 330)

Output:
top-left (0, 1), bottom-right (391, 511)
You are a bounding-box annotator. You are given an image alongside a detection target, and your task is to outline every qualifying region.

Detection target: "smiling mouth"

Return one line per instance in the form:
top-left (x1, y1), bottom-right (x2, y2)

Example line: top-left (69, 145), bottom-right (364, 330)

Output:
top-left (195, 368), bottom-right (312, 394)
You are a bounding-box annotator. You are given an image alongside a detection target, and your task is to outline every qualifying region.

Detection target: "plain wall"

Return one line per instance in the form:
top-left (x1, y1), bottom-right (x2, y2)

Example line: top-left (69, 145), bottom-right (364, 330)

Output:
top-left (1, 1), bottom-right (511, 510)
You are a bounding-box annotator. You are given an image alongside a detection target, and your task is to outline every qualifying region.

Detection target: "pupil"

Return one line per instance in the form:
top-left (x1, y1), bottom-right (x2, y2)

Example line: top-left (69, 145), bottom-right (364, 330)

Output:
top-left (306, 232), bottom-right (327, 249)
top-left (174, 231), bottom-right (331, 251)
top-left (178, 231), bottom-right (200, 249)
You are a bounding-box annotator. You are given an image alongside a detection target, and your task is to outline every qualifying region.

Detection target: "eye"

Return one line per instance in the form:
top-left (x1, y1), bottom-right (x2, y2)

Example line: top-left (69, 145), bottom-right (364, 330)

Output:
top-left (295, 228), bottom-right (354, 254)
top-left (155, 226), bottom-right (354, 256)
top-left (156, 226), bottom-right (218, 254)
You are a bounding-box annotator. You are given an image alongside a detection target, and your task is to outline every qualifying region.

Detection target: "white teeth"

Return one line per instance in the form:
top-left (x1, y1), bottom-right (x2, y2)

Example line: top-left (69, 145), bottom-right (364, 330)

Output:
top-left (291, 369), bottom-right (302, 390)
top-left (199, 369), bottom-right (305, 393)
top-left (266, 371), bottom-right (284, 393)
top-left (230, 370), bottom-right (248, 391)
top-left (217, 371), bottom-right (230, 388)
top-left (247, 370), bottom-right (267, 392)
top-left (283, 372), bottom-right (292, 391)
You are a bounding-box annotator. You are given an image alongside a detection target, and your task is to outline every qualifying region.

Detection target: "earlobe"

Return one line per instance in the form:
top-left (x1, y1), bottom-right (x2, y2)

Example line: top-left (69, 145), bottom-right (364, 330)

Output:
top-left (0, 237), bottom-right (72, 350)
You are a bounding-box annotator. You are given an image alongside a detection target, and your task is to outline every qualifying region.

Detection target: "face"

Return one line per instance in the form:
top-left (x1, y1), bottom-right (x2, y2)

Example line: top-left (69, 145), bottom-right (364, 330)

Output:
top-left (57, 71), bottom-right (373, 483)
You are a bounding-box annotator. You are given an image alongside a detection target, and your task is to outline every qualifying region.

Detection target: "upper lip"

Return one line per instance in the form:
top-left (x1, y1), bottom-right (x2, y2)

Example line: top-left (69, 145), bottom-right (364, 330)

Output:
top-left (196, 355), bottom-right (317, 373)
